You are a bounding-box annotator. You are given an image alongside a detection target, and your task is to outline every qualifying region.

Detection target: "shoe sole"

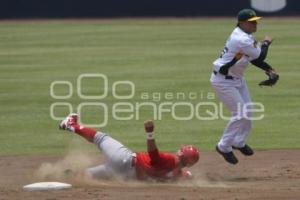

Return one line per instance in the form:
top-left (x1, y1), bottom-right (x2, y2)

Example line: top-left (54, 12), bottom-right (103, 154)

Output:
top-left (216, 146), bottom-right (238, 165)
top-left (232, 146), bottom-right (254, 156)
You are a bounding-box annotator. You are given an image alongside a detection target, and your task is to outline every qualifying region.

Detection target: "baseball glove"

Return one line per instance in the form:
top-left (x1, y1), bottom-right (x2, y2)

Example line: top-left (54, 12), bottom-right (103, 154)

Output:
top-left (259, 70), bottom-right (279, 87)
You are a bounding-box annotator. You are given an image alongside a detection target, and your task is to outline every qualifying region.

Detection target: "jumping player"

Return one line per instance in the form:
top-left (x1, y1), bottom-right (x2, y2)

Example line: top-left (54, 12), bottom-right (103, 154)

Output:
top-left (59, 114), bottom-right (199, 181)
top-left (210, 9), bottom-right (279, 164)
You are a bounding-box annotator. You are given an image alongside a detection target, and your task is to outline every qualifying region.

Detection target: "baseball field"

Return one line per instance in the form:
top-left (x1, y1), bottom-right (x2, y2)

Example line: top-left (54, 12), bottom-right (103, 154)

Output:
top-left (1, 18), bottom-right (300, 199)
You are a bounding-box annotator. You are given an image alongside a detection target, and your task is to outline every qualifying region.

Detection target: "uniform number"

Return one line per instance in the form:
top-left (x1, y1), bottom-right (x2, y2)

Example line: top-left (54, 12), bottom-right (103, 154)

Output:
top-left (220, 47), bottom-right (228, 58)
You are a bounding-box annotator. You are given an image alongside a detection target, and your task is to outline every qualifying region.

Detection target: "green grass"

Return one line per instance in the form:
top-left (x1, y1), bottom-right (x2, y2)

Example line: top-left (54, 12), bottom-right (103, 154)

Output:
top-left (0, 18), bottom-right (299, 155)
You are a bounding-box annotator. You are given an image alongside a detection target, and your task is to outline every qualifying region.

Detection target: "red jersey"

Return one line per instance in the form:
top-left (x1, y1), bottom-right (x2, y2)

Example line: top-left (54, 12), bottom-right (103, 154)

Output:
top-left (135, 149), bottom-right (183, 180)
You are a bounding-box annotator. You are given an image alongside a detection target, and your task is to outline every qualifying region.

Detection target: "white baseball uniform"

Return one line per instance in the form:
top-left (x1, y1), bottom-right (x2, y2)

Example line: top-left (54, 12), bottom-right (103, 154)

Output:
top-left (210, 26), bottom-right (261, 153)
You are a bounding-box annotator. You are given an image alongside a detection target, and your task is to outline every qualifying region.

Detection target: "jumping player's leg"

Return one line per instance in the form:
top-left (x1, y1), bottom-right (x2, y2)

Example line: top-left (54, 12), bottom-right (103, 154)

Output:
top-left (233, 81), bottom-right (252, 148)
top-left (212, 85), bottom-right (247, 153)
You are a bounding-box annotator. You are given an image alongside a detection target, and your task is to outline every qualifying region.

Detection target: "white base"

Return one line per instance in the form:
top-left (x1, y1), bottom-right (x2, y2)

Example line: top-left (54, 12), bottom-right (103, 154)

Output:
top-left (23, 182), bottom-right (72, 191)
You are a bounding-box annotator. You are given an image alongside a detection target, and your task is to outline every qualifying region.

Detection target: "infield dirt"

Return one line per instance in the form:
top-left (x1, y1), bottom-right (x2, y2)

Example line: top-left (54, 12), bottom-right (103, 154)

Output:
top-left (1, 150), bottom-right (299, 200)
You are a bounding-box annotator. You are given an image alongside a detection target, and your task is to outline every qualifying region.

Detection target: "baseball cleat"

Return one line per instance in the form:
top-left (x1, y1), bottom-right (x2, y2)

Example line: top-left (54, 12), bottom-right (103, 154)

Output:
top-left (216, 146), bottom-right (238, 165)
top-left (59, 113), bottom-right (78, 131)
top-left (233, 144), bottom-right (254, 156)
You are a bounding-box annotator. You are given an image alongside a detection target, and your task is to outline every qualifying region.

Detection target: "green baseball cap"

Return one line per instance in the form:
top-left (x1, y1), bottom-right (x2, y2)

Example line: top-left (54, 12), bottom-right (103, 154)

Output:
top-left (237, 9), bottom-right (261, 22)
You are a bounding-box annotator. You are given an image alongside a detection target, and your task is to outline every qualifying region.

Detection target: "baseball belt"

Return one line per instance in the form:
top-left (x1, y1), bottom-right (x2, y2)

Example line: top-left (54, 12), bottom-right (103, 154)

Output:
top-left (213, 70), bottom-right (234, 80)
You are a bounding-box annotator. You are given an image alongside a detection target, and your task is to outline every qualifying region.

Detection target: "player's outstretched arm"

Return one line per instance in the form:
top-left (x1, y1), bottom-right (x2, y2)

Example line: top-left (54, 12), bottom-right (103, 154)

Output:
top-left (144, 120), bottom-right (158, 152)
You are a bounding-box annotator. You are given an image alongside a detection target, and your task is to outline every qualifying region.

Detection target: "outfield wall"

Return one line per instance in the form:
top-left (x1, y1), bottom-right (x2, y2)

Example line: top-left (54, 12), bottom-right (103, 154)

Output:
top-left (1, 0), bottom-right (299, 18)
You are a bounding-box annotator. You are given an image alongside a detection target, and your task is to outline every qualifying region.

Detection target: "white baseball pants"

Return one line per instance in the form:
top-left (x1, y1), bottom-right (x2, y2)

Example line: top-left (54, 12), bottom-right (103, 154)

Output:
top-left (210, 73), bottom-right (252, 153)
